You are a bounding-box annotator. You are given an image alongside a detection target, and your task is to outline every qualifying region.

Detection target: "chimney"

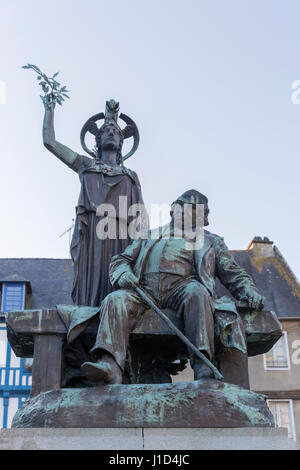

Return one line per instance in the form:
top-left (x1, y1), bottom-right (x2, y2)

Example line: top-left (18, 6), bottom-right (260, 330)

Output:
top-left (247, 236), bottom-right (274, 257)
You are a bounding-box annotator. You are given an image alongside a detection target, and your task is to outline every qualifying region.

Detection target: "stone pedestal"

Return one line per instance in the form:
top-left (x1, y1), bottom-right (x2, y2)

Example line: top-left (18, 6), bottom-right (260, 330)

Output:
top-left (7, 378), bottom-right (295, 450)
top-left (0, 427), bottom-right (298, 450)
top-left (12, 379), bottom-right (274, 428)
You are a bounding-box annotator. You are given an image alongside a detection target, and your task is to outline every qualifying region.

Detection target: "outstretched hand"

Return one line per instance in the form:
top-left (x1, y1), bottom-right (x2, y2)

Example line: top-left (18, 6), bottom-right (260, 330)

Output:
top-left (22, 63), bottom-right (70, 110)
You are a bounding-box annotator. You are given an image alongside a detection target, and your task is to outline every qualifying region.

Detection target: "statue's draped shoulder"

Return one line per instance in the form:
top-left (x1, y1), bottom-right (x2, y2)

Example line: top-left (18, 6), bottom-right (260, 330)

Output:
top-left (68, 154), bottom-right (142, 186)
top-left (68, 154), bottom-right (93, 172)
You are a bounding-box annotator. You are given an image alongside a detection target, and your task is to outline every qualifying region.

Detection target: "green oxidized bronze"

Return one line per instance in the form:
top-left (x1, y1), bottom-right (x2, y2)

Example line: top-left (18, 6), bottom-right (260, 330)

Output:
top-left (80, 189), bottom-right (265, 385)
top-left (7, 71), bottom-right (281, 428)
top-left (22, 63), bottom-right (70, 108)
top-left (23, 64), bottom-right (145, 306)
top-left (23, 65), bottom-right (147, 306)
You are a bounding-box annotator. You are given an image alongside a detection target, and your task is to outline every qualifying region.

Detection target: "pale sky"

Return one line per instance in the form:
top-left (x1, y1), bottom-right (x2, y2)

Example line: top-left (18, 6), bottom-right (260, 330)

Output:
top-left (0, 0), bottom-right (300, 280)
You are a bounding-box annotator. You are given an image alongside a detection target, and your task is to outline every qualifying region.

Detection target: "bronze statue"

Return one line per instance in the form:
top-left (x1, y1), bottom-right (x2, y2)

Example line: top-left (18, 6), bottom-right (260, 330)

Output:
top-left (81, 189), bottom-right (265, 384)
top-left (7, 66), bottom-right (280, 430)
top-left (43, 98), bottom-right (145, 306)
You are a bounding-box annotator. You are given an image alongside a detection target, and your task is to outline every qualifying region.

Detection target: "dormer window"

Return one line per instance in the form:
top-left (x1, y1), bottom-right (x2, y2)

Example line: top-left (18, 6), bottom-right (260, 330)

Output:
top-left (0, 275), bottom-right (32, 313)
top-left (1, 283), bottom-right (25, 312)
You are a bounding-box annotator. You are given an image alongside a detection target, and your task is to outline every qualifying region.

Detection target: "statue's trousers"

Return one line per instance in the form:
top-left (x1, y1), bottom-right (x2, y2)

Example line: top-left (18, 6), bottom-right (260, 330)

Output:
top-left (90, 276), bottom-right (215, 371)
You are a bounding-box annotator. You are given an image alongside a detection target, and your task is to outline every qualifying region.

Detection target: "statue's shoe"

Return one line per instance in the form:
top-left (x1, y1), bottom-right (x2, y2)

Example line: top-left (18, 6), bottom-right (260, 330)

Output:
top-left (193, 360), bottom-right (215, 380)
top-left (81, 357), bottom-right (122, 384)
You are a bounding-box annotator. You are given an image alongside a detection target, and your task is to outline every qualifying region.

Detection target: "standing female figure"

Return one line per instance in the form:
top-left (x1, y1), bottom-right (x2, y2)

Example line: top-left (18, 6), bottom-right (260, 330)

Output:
top-left (43, 99), bottom-right (146, 306)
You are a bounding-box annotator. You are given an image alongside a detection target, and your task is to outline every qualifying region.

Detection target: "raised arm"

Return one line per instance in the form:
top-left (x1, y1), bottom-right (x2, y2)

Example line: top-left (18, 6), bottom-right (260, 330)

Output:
top-left (42, 102), bottom-right (78, 169)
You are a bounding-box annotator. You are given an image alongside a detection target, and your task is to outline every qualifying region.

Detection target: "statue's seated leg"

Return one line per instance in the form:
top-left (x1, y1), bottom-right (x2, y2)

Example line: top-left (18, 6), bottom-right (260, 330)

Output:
top-left (81, 353), bottom-right (123, 384)
top-left (192, 354), bottom-right (215, 380)
top-left (167, 280), bottom-right (215, 380)
top-left (81, 288), bottom-right (146, 383)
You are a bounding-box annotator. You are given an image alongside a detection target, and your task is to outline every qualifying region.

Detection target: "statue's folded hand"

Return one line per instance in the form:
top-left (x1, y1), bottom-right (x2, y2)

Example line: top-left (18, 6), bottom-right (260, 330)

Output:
top-left (118, 272), bottom-right (139, 289)
top-left (238, 290), bottom-right (265, 311)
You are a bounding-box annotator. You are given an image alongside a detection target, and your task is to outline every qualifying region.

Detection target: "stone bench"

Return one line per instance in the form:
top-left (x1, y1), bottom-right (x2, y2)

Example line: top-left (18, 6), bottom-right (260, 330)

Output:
top-left (5, 303), bottom-right (282, 397)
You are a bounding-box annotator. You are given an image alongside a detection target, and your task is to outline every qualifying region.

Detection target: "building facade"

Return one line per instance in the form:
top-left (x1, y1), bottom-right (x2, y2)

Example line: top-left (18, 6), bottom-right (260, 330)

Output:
top-left (245, 237), bottom-right (300, 443)
top-left (174, 236), bottom-right (300, 445)
top-left (248, 319), bottom-right (300, 441)
top-left (0, 259), bottom-right (73, 428)
top-left (0, 237), bottom-right (299, 445)
top-left (0, 278), bottom-right (32, 428)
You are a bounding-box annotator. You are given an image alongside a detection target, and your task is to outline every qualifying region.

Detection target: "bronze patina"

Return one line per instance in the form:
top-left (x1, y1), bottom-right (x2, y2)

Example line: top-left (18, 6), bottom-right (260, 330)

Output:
top-left (7, 71), bottom-right (280, 428)
top-left (42, 97), bottom-right (145, 306)
top-left (81, 190), bottom-right (265, 385)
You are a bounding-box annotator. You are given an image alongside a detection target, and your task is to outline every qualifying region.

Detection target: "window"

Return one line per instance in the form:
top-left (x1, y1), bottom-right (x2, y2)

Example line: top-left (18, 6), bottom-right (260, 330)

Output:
top-left (24, 358), bottom-right (33, 372)
top-left (1, 283), bottom-right (25, 312)
top-left (0, 327), bottom-right (7, 368)
top-left (264, 331), bottom-right (290, 370)
top-left (0, 398), bottom-right (3, 428)
top-left (0, 321), bottom-right (32, 429)
top-left (6, 397), bottom-right (19, 428)
top-left (0, 325), bottom-right (8, 387)
top-left (0, 396), bottom-right (28, 429)
top-left (268, 400), bottom-right (296, 440)
top-left (0, 282), bottom-right (31, 429)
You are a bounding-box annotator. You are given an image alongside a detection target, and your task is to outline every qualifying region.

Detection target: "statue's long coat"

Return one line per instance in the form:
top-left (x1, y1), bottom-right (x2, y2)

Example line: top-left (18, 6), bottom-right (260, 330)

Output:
top-left (109, 225), bottom-right (260, 353)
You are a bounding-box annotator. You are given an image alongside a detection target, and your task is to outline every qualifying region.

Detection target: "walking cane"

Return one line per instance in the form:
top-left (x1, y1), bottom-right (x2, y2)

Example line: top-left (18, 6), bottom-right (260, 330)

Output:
top-left (130, 281), bottom-right (223, 381)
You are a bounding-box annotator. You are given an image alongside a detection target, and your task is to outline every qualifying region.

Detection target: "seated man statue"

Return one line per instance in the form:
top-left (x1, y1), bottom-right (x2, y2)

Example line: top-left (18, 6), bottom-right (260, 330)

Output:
top-left (81, 189), bottom-right (264, 384)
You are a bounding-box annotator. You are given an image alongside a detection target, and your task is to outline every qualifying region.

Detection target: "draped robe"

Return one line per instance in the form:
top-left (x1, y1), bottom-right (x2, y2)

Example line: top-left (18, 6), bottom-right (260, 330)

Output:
top-left (69, 155), bottom-right (145, 306)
